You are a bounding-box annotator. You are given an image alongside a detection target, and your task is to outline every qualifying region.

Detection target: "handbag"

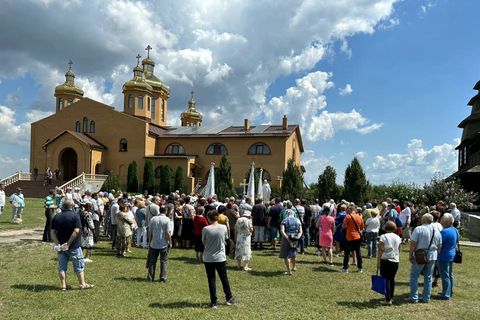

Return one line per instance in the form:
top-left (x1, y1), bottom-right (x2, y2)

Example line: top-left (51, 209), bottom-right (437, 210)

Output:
top-left (454, 229), bottom-right (462, 264)
top-left (414, 228), bottom-right (435, 264)
top-left (371, 271), bottom-right (387, 295)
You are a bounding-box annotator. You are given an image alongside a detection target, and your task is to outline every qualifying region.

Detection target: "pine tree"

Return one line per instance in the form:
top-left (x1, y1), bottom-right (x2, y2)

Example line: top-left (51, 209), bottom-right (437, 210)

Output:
top-left (343, 157), bottom-right (368, 204)
top-left (127, 161), bottom-right (138, 193)
top-left (216, 155), bottom-right (235, 199)
top-left (159, 165), bottom-right (172, 194)
top-left (281, 158), bottom-right (304, 199)
top-left (143, 160), bottom-right (155, 194)
top-left (317, 165), bottom-right (340, 202)
top-left (173, 166), bottom-right (185, 194)
top-left (102, 172), bottom-right (120, 192)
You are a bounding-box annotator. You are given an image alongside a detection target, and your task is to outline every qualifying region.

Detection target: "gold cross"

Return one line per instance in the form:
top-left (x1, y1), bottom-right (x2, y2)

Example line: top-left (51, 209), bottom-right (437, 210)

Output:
top-left (68, 60), bottom-right (73, 70)
top-left (145, 45), bottom-right (152, 58)
top-left (136, 54), bottom-right (141, 65)
top-left (239, 179), bottom-right (248, 196)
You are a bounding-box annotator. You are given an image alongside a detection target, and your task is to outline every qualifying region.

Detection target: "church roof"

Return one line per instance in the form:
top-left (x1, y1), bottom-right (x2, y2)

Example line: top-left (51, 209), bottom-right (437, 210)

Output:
top-left (43, 130), bottom-right (107, 150)
top-left (153, 124), bottom-right (304, 151)
top-left (458, 113), bottom-right (480, 128)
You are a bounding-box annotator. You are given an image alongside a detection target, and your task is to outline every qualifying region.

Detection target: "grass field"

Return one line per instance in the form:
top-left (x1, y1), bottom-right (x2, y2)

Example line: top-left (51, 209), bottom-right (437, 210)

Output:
top-left (0, 198), bottom-right (45, 231)
top-left (0, 237), bottom-right (479, 320)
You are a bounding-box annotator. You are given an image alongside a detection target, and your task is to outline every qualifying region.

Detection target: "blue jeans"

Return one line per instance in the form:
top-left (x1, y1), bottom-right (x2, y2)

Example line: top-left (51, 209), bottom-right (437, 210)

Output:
top-left (438, 261), bottom-right (454, 299)
top-left (410, 260), bottom-right (435, 302)
top-left (365, 231), bottom-right (377, 257)
top-left (303, 228), bottom-right (310, 249)
top-left (58, 247), bottom-right (84, 273)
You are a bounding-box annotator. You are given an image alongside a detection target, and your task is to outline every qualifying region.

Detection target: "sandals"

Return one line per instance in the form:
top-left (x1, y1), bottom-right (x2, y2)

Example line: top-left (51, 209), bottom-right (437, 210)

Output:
top-left (60, 284), bottom-right (72, 291)
top-left (79, 283), bottom-right (95, 290)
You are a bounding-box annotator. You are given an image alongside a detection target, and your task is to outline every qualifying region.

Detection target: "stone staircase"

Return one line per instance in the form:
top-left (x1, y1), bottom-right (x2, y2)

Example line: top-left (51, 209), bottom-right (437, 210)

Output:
top-left (1, 172), bottom-right (108, 198)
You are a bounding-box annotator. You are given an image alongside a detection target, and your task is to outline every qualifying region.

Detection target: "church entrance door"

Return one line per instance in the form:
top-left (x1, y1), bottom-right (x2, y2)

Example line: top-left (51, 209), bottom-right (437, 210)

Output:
top-left (60, 148), bottom-right (78, 181)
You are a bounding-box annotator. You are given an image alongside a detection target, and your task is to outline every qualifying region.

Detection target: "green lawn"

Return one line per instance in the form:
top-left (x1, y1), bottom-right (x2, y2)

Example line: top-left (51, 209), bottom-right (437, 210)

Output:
top-left (0, 198), bottom-right (45, 231)
top-left (0, 238), bottom-right (478, 320)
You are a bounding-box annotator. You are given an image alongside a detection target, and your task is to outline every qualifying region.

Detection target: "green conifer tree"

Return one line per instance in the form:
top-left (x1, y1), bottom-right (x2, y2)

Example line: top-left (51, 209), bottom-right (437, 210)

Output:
top-left (343, 157), bottom-right (368, 204)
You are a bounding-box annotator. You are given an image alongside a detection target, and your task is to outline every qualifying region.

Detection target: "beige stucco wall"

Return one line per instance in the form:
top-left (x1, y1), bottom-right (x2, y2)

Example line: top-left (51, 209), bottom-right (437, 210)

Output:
top-left (44, 134), bottom-right (90, 175)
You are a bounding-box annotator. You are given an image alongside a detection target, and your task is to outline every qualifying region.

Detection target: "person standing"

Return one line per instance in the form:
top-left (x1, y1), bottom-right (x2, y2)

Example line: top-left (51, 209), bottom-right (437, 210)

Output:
top-left (341, 206), bottom-right (364, 273)
top-left (42, 189), bottom-right (57, 242)
top-left (135, 200), bottom-right (148, 248)
top-left (235, 211), bottom-right (253, 271)
top-left (116, 203), bottom-right (134, 257)
top-left (449, 203), bottom-right (461, 228)
top-left (268, 198), bottom-right (283, 250)
top-left (0, 183), bottom-right (5, 216)
top-left (365, 210), bottom-right (380, 258)
top-left (294, 199), bottom-right (306, 254)
top-left (10, 187), bottom-right (25, 223)
top-left (377, 221), bottom-right (401, 305)
top-left (202, 210), bottom-right (235, 308)
top-left (279, 207), bottom-right (302, 275)
top-left (109, 198), bottom-right (119, 249)
top-left (438, 213), bottom-right (458, 300)
top-left (80, 203), bottom-right (95, 263)
top-left (251, 199), bottom-right (267, 250)
top-left (409, 213), bottom-right (442, 303)
top-left (193, 207), bottom-right (209, 262)
top-left (50, 199), bottom-right (94, 290)
top-left (317, 205), bottom-right (335, 265)
top-left (148, 206), bottom-right (173, 282)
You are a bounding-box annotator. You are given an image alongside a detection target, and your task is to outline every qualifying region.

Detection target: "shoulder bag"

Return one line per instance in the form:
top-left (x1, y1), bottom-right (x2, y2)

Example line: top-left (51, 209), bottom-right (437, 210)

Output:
top-left (454, 229), bottom-right (462, 264)
top-left (414, 227), bottom-right (435, 264)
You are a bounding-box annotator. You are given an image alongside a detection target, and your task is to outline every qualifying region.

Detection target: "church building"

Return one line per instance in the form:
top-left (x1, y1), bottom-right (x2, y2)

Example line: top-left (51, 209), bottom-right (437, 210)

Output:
top-left (30, 48), bottom-right (304, 194)
top-left (452, 80), bottom-right (480, 192)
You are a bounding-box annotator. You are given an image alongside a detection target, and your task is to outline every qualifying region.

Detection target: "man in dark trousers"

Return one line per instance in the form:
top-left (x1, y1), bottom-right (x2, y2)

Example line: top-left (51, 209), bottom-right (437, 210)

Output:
top-left (51, 199), bottom-right (94, 290)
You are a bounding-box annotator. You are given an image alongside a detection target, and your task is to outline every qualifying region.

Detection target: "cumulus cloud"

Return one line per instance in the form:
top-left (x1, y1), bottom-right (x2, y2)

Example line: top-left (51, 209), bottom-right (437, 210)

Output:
top-left (355, 151), bottom-right (368, 159)
top-left (0, 154), bottom-right (29, 178)
top-left (369, 138), bottom-right (459, 184)
top-left (339, 84), bottom-right (353, 96)
top-left (302, 149), bottom-right (334, 184)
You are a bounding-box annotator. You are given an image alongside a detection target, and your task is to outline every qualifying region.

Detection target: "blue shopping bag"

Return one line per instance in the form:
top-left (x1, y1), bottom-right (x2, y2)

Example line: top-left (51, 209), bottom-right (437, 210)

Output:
top-left (371, 273), bottom-right (387, 295)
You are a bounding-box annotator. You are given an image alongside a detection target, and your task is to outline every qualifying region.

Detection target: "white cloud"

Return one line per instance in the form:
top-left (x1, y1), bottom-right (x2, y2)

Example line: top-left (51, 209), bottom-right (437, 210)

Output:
top-left (280, 44), bottom-right (326, 74)
top-left (76, 77), bottom-right (115, 105)
top-left (0, 106), bottom-right (30, 145)
top-left (0, 154), bottom-right (29, 178)
top-left (340, 40), bottom-right (352, 58)
top-left (355, 151), bottom-right (368, 159)
top-left (339, 84), bottom-right (353, 96)
top-left (302, 149), bottom-right (333, 184)
top-left (369, 138), bottom-right (459, 184)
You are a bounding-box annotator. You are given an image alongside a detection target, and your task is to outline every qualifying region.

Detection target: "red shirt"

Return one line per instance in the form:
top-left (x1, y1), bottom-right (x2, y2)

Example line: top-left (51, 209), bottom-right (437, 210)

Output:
top-left (193, 215), bottom-right (208, 236)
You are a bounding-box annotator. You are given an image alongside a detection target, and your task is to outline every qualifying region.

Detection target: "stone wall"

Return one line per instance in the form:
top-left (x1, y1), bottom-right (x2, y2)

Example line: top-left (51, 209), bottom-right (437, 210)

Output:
top-left (461, 212), bottom-right (480, 241)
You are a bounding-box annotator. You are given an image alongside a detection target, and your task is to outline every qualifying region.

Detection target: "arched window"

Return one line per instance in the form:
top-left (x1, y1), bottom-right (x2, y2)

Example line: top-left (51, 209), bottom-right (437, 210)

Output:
top-left (138, 96), bottom-right (144, 109)
top-left (119, 138), bottom-right (128, 152)
top-left (147, 97), bottom-right (151, 111)
top-left (151, 97), bottom-right (156, 119)
top-left (83, 117), bottom-right (88, 132)
top-left (58, 98), bottom-right (63, 110)
top-left (75, 121), bottom-right (81, 132)
top-left (67, 98), bottom-right (73, 106)
top-left (128, 95), bottom-right (134, 109)
top-left (155, 166), bottom-right (162, 178)
top-left (206, 143), bottom-right (228, 155)
top-left (248, 143), bottom-right (271, 155)
top-left (165, 143), bottom-right (185, 155)
top-left (89, 121), bottom-right (96, 133)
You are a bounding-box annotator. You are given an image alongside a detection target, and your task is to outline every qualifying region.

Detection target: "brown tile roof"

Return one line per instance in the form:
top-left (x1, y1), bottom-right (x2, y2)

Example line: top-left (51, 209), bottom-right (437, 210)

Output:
top-left (43, 130), bottom-right (107, 150)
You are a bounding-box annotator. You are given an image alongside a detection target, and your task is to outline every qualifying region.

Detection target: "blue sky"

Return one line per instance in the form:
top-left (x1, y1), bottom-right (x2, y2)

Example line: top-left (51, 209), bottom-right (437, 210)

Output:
top-left (0, 0), bottom-right (477, 185)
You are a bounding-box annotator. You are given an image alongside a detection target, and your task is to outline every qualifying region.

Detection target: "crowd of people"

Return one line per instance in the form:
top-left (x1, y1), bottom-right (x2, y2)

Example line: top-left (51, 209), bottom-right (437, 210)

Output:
top-left (43, 186), bottom-right (462, 307)
top-left (0, 184), bottom-right (26, 224)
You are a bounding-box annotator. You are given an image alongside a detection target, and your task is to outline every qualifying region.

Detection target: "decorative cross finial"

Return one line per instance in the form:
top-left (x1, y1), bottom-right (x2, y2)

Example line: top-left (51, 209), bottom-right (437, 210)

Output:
top-left (68, 60), bottom-right (73, 70)
top-left (190, 90), bottom-right (195, 99)
top-left (136, 54), bottom-right (141, 65)
top-left (145, 45), bottom-right (152, 58)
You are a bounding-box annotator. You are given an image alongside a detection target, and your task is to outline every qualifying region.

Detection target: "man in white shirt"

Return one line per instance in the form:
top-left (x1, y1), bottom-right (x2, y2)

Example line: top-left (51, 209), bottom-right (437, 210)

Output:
top-left (399, 202), bottom-right (412, 243)
top-left (0, 183), bottom-right (5, 216)
top-left (147, 206), bottom-right (173, 282)
top-left (449, 203), bottom-right (461, 228)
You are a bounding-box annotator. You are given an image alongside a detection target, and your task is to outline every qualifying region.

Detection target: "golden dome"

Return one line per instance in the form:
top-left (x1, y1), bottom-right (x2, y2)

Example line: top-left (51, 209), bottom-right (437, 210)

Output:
top-left (123, 56), bottom-right (153, 92)
top-left (54, 60), bottom-right (84, 97)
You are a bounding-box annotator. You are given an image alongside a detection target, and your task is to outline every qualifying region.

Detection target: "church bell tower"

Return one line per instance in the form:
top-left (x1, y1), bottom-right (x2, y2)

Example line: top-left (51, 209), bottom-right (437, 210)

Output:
top-left (54, 60), bottom-right (84, 112)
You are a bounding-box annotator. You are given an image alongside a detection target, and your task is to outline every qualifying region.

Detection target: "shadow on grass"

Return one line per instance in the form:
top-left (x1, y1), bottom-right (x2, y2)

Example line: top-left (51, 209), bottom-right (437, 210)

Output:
top-left (255, 251), bottom-right (277, 257)
top-left (249, 270), bottom-right (284, 277)
top-left (337, 293), bottom-right (412, 309)
top-left (312, 266), bottom-right (339, 273)
top-left (149, 301), bottom-right (204, 309)
top-left (114, 277), bottom-right (150, 283)
top-left (11, 284), bottom-right (59, 292)
top-left (169, 256), bottom-right (199, 264)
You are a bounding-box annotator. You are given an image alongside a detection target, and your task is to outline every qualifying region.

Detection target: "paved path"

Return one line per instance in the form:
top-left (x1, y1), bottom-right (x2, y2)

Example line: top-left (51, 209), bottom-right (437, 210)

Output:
top-left (0, 228), bottom-right (44, 244)
top-left (459, 241), bottom-right (480, 247)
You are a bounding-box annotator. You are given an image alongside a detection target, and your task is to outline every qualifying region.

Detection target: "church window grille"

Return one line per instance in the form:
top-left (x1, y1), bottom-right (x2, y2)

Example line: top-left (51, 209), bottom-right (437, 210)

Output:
top-left (165, 143), bottom-right (185, 155)
top-left (248, 143), bottom-right (271, 155)
top-left (119, 138), bottom-right (128, 152)
top-left (206, 143), bottom-right (228, 155)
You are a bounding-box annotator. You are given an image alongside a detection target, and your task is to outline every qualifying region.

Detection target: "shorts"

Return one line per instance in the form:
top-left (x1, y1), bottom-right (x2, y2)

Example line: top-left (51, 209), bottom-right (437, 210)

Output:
top-left (270, 227), bottom-right (279, 240)
top-left (58, 247), bottom-right (85, 273)
top-left (253, 226), bottom-right (266, 242)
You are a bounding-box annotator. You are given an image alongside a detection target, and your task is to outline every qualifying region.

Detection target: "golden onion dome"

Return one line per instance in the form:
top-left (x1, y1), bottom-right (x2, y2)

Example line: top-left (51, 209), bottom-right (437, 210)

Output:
top-left (142, 57), bottom-right (155, 66)
top-left (122, 78), bottom-right (153, 92)
top-left (54, 61), bottom-right (84, 97)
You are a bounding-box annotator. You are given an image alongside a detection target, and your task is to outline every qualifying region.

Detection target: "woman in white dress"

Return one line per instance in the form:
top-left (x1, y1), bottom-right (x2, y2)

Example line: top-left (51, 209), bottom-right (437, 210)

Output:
top-left (235, 211), bottom-right (254, 271)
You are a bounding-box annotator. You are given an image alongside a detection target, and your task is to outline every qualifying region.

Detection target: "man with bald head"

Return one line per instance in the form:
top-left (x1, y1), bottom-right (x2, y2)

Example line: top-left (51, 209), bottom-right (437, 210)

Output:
top-left (51, 199), bottom-right (94, 290)
top-left (409, 213), bottom-right (442, 303)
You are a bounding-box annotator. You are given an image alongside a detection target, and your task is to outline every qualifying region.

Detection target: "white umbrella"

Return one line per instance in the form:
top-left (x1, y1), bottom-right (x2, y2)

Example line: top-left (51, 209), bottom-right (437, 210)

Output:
top-left (246, 162), bottom-right (255, 200)
top-left (202, 162), bottom-right (215, 197)
top-left (256, 168), bottom-right (264, 200)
